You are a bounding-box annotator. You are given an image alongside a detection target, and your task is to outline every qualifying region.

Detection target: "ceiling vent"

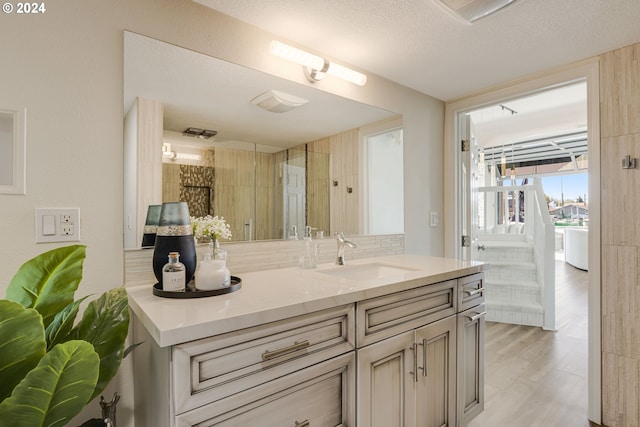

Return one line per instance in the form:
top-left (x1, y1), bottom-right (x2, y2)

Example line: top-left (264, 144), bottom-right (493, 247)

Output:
top-left (182, 127), bottom-right (217, 139)
top-left (251, 90), bottom-right (309, 113)
top-left (434, 0), bottom-right (518, 23)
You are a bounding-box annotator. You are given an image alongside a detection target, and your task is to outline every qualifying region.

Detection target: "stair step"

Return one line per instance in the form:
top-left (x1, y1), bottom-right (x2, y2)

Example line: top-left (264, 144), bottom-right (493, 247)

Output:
top-left (484, 279), bottom-right (541, 304)
top-left (475, 242), bottom-right (534, 263)
top-left (478, 241), bottom-right (532, 249)
top-left (484, 261), bottom-right (537, 282)
top-left (485, 301), bottom-right (544, 327)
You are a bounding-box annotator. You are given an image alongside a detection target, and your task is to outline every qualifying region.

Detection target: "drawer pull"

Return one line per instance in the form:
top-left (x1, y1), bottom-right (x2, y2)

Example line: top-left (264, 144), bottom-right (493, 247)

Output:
top-left (295, 421), bottom-right (310, 427)
top-left (466, 311), bottom-right (487, 322)
top-left (262, 340), bottom-right (310, 361)
top-left (464, 287), bottom-right (484, 297)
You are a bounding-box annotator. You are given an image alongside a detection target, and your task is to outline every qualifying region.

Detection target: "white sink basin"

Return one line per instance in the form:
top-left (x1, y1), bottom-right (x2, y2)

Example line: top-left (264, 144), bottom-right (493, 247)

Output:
top-left (318, 262), bottom-right (421, 281)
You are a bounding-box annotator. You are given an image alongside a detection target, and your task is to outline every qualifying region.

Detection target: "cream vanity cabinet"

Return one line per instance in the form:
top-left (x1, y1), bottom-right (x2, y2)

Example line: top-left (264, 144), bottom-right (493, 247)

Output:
top-left (133, 304), bottom-right (356, 427)
top-left (356, 279), bottom-right (458, 427)
top-left (355, 273), bottom-right (485, 427)
top-left (456, 273), bottom-right (486, 426)
top-left (130, 258), bottom-right (485, 427)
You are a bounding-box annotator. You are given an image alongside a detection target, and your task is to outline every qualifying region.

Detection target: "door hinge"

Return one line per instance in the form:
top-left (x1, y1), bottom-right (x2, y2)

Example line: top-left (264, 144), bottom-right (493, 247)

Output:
top-left (461, 139), bottom-right (470, 152)
top-left (461, 235), bottom-right (470, 247)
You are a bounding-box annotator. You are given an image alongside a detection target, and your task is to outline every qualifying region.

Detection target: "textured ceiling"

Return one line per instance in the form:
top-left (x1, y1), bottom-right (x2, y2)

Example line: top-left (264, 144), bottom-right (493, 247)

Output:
top-left (196, 0), bottom-right (640, 101)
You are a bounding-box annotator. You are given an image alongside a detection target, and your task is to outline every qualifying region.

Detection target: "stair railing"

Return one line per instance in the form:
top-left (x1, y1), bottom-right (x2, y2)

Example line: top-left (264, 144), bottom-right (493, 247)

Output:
top-left (531, 178), bottom-right (556, 330)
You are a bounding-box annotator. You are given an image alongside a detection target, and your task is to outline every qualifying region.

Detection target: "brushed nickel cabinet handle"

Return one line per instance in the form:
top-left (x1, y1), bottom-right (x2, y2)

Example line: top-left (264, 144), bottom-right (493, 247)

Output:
top-left (295, 420), bottom-right (310, 427)
top-left (466, 311), bottom-right (487, 322)
top-left (408, 343), bottom-right (419, 382)
top-left (464, 287), bottom-right (484, 297)
top-left (262, 340), bottom-right (310, 361)
top-left (422, 339), bottom-right (428, 377)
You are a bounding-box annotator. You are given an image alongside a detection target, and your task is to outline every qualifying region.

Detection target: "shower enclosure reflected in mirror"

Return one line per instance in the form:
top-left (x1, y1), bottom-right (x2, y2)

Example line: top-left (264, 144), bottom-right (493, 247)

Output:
top-left (123, 32), bottom-right (403, 248)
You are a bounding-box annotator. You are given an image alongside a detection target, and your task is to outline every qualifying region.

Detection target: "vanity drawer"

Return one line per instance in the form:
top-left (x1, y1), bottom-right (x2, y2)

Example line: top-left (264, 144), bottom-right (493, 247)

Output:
top-left (172, 304), bottom-right (355, 415)
top-left (175, 352), bottom-right (355, 426)
top-left (356, 279), bottom-right (457, 347)
top-left (458, 273), bottom-right (485, 311)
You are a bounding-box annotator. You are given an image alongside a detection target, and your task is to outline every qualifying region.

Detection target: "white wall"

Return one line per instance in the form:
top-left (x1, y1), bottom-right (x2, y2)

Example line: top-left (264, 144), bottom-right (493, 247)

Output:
top-left (0, 0), bottom-right (444, 425)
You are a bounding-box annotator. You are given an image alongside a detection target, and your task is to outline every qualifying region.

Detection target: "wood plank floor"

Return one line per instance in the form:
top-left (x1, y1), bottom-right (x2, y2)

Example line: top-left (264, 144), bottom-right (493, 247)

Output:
top-left (468, 252), bottom-right (600, 427)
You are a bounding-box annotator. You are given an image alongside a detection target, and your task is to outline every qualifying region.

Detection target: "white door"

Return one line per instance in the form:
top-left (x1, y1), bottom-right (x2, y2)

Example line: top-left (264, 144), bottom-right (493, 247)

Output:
top-left (284, 164), bottom-right (306, 238)
top-left (459, 113), bottom-right (480, 261)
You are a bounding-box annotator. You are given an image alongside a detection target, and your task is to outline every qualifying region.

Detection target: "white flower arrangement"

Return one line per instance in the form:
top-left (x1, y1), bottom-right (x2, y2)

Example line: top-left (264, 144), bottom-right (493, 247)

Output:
top-left (191, 215), bottom-right (232, 242)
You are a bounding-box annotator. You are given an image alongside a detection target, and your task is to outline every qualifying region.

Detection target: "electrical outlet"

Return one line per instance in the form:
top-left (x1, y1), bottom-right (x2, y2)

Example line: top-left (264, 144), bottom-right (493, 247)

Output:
top-left (36, 208), bottom-right (80, 243)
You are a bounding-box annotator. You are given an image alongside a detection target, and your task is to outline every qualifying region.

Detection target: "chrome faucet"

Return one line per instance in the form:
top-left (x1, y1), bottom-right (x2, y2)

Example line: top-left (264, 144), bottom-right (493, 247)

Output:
top-left (335, 232), bottom-right (357, 265)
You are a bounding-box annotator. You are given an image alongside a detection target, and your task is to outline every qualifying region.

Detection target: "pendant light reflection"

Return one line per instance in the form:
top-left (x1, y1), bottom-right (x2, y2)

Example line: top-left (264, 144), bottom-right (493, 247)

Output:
top-left (269, 40), bottom-right (367, 86)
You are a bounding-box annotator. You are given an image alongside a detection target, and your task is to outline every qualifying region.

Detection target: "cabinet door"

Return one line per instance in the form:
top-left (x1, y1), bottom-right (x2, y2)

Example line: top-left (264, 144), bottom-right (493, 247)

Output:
top-left (357, 330), bottom-right (416, 427)
top-left (415, 316), bottom-right (457, 427)
top-left (456, 305), bottom-right (485, 426)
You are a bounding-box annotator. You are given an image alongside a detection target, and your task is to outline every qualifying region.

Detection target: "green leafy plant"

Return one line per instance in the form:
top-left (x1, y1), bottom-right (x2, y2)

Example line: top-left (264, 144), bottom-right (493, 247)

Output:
top-left (0, 245), bottom-right (131, 427)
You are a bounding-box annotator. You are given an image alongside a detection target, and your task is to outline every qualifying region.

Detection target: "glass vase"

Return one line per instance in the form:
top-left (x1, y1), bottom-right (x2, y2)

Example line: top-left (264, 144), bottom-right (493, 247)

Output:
top-left (208, 239), bottom-right (227, 261)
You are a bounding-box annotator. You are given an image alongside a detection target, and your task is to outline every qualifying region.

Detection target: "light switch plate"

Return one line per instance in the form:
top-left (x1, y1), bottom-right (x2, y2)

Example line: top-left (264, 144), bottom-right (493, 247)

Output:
top-left (430, 211), bottom-right (439, 227)
top-left (36, 208), bottom-right (80, 243)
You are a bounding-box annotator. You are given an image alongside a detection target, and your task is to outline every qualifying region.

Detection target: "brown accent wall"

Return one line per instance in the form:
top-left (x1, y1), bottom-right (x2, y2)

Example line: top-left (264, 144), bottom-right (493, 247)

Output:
top-left (600, 42), bottom-right (640, 426)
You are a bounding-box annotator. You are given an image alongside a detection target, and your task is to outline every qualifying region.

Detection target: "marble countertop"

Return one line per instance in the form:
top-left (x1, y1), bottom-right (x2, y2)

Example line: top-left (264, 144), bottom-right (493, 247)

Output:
top-left (127, 254), bottom-right (484, 347)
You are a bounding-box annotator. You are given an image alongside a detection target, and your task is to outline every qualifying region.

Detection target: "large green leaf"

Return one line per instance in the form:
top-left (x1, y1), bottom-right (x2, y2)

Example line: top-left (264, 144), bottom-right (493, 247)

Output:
top-left (0, 300), bottom-right (46, 402)
top-left (0, 340), bottom-right (99, 427)
top-left (70, 287), bottom-right (130, 400)
top-left (45, 296), bottom-right (88, 351)
top-left (6, 245), bottom-right (86, 328)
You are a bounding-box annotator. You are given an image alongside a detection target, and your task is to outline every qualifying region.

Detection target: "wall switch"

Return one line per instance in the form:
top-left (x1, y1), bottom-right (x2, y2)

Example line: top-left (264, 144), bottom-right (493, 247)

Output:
top-left (36, 208), bottom-right (81, 243)
top-left (430, 211), bottom-right (439, 227)
top-left (42, 215), bottom-right (56, 236)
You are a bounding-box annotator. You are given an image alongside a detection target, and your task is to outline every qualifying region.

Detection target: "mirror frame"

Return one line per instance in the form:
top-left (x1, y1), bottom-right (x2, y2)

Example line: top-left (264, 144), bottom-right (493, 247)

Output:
top-left (0, 107), bottom-right (26, 195)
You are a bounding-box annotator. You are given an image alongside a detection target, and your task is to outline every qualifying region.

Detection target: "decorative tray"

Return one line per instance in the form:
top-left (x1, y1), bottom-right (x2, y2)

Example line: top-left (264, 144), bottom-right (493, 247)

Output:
top-left (152, 276), bottom-right (242, 298)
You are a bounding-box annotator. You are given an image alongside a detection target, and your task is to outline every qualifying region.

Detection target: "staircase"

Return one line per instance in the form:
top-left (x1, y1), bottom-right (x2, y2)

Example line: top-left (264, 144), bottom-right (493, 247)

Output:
top-left (475, 237), bottom-right (544, 327)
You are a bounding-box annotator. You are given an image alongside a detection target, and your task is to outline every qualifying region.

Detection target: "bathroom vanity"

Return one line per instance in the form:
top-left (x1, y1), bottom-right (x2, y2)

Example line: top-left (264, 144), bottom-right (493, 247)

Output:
top-left (128, 254), bottom-right (485, 427)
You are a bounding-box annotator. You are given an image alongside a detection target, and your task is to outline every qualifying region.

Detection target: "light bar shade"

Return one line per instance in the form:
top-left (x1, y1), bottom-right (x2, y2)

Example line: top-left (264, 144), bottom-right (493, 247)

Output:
top-left (269, 41), bottom-right (325, 71)
top-left (327, 62), bottom-right (367, 86)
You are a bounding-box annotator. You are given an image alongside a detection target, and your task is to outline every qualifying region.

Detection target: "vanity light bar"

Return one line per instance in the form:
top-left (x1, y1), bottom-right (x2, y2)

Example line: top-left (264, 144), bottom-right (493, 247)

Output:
top-left (269, 40), bottom-right (367, 86)
top-left (326, 62), bottom-right (367, 86)
top-left (175, 153), bottom-right (201, 161)
top-left (269, 41), bottom-right (325, 71)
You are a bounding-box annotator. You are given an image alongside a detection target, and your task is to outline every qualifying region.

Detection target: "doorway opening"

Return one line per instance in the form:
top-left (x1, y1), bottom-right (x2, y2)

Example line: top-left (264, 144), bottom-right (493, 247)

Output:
top-left (444, 61), bottom-right (601, 423)
top-left (461, 82), bottom-right (592, 426)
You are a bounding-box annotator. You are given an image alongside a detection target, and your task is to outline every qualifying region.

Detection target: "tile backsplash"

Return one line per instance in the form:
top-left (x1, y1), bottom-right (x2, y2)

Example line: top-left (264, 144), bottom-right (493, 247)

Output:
top-left (124, 234), bottom-right (404, 286)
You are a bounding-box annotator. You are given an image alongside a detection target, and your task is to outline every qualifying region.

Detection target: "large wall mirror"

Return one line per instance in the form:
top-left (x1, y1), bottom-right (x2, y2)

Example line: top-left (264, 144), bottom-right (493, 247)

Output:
top-left (123, 32), bottom-right (403, 249)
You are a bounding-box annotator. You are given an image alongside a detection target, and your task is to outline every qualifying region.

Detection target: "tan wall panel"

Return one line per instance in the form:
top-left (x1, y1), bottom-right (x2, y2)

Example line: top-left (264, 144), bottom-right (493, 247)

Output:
top-left (214, 147), bottom-right (255, 241)
top-left (162, 163), bottom-right (180, 203)
top-left (329, 129), bottom-right (360, 234)
top-left (600, 42), bottom-right (640, 427)
top-left (600, 44), bottom-right (640, 139)
top-left (600, 134), bottom-right (640, 246)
